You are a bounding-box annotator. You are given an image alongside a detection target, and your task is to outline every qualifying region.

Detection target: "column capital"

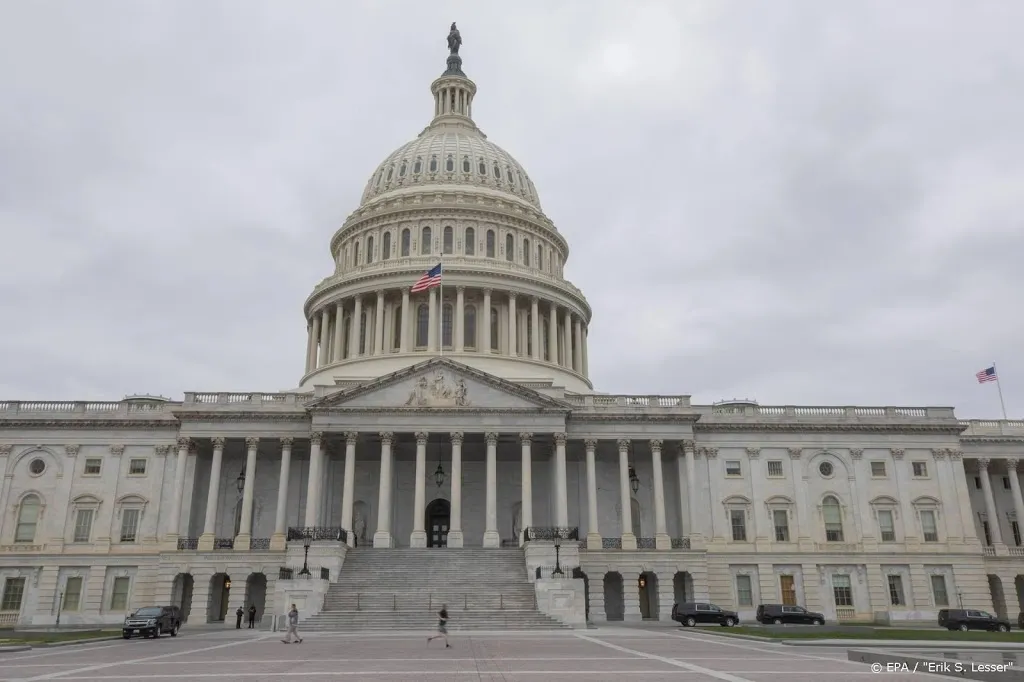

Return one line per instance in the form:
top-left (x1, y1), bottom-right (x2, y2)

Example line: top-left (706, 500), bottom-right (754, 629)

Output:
top-left (344, 431), bottom-right (359, 445)
top-left (949, 449), bottom-right (964, 461)
top-left (280, 437), bottom-right (294, 449)
top-left (379, 431), bottom-right (394, 445)
top-left (456, 286), bottom-right (466, 293)
top-left (154, 445), bottom-right (169, 457)
top-left (702, 447), bottom-right (719, 459)
top-left (450, 431), bottom-right (464, 445)
top-left (531, 295), bottom-right (538, 304)
top-left (554, 432), bottom-right (568, 446)
top-left (850, 448), bottom-right (864, 460)
top-left (745, 447), bottom-right (759, 459)
top-left (1007, 457), bottom-right (1020, 470)
top-left (109, 444), bottom-right (125, 457)
top-left (176, 437), bottom-right (192, 451)
top-left (649, 439), bottom-right (663, 452)
top-left (508, 291), bottom-right (517, 300)
top-left (376, 289), bottom-right (385, 298)
top-left (245, 437), bottom-right (260, 449)
top-left (584, 438), bottom-right (598, 451)
top-left (64, 444), bottom-right (80, 458)
top-left (616, 438), bottom-right (630, 451)
top-left (211, 437), bottom-right (225, 449)
top-left (890, 448), bottom-right (905, 460)
top-left (680, 439), bottom-right (695, 455)
top-left (930, 448), bottom-right (945, 460)
top-left (519, 432), bottom-right (533, 445)
top-left (979, 457), bottom-right (991, 470)
top-left (310, 432), bottom-right (324, 446)
top-left (353, 293), bottom-right (363, 303)
top-left (482, 288), bottom-right (492, 296)
top-left (787, 447), bottom-right (801, 460)
top-left (415, 431), bottom-right (429, 445)
top-left (485, 432), bottom-right (499, 446)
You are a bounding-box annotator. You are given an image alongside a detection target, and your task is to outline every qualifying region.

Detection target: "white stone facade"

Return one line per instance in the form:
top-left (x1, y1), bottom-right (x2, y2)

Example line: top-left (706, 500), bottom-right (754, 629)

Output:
top-left (2, 32), bottom-right (1023, 630)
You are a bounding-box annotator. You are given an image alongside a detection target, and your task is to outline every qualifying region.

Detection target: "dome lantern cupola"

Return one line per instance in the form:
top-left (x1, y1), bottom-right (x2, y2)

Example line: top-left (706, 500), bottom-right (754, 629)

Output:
top-left (429, 23), bottom-right (478, 130)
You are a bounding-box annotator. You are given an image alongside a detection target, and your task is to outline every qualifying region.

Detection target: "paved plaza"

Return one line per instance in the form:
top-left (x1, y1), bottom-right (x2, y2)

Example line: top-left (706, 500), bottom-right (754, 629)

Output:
top-left (0, 627), bottom-right (953, 681)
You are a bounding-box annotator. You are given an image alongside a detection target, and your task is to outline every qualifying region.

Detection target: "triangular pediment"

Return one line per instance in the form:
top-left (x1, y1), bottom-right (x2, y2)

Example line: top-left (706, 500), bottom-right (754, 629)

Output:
top-left (307, 358), bottom-right (570, 412)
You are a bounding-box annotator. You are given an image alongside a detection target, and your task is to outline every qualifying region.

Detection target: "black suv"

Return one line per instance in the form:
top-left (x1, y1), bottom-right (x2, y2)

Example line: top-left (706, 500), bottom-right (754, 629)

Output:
top-left (756, 604), bottom-right (825, 625)
top-left (938, 608), bottom-right (1010, 632)
top-left (671, 602), bottom-right (739, 627)
top-left (123, 605), bottom-right (182, 639)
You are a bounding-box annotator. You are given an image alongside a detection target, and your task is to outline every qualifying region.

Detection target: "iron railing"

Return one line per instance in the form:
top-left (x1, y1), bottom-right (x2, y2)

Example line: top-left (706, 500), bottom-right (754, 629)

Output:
top-left (637, 537), bottom-right (657, 549)
top-left (671, 537), bottom-right (691, 549)
top-left (249, 538), bottom-right (271, 550)
top-left (286, 526), bottom-right (349, 543)
top-left (524, 527), bottom-right (579, 541)
top-left (177, 537), bottom-right (198, 550)
top-left (214, 537), bottom-right (235, 550)
top-left (278, 566), bottom-right (331, 580)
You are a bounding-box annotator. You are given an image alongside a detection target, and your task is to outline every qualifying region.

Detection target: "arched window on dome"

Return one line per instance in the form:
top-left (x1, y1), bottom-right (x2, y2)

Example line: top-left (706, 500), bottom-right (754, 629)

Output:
top-left (464, 305), bottom-right (477, 349)
top-left (342, 315), bottom-right (351, 357)
top-left (374, 170), bottom-right (384, 189)
top-left (366, 235), bottom-right (374, 264)
top-left (462, 156), bottom-right (471, 173)
top-left (385, 166), bottom-right (394, 183)
top-left (478, 159), bottom-right (487, 176)
top-left (517, 170), bottom-right (525, 188)
top-left (415, 304), bottom-right (429, 348)
top-left (505, 234), bottom-right (514, 262)
top-left (486, 230), bottom-right (495, 258)
top-left (490, 307), bottom-right (500, 351)
top-left (542, 318), bottom-right (550, 360)
top-left (429, 156), bottom-right (438, 173)
top-left (822, 495), bottom-right (844, 542)
top-left (442, 303), bottom-right (453, 348)
top-left (445, 156), bottom-right (454, 172)
top-left (382, 231), bottom-right (392, 260)
top-left (537, 244), bottom-right (543, 270)
top-left (493, 163), bottom-right (502, 180)
top-left (507, 167), bottom-right (515, 186)
top-left (15, 493), bottom-right (41, 543)
top-left (353, 241), bottom-right (361, 266)
top-left (549, 252), bottom-right (555, 273)
top-left (526, 315), bottom-right (533, 356)
top-left (399, 161), bottom-right (407, 178)
top-left (443, 226), bottom-right (453, 254)
top-left (523, 238), bottom-right (530, 266)
top-left (413, 158), bottom-right (422, 174)
top-left (359, 309), bottom-right (368, 355)
top-left (464, 227), bottom-right (475, 255)
top-left (391, 305), bottom-right (401, 351)
top-left (420, 227), bottom-right (432, 255)
top-left (401, 229), bottom-right (411, 257)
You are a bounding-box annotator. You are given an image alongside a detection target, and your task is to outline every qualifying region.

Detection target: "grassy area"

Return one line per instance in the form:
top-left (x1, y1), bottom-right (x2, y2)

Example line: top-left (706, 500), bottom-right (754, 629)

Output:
top-left (0, 629), bottom-right (121, 645)
top-left (716, 626), bottom-right (1024, 641)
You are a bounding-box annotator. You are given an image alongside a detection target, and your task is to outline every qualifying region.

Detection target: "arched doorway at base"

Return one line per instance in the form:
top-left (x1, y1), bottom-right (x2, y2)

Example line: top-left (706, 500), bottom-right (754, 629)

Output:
top-left (426, 498), bottom-right (450, 548)
top-left (639, 571), bottom-right (659, 620)
top-left (171, 573), bottom-right (194, 623)
top-left (208, 573), bottom-right (231, 623)
top-left (603, 572), bottom-right (624, 621)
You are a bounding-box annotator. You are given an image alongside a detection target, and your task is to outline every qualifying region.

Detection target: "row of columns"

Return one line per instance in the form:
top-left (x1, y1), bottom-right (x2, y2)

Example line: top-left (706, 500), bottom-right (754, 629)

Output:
top-left (303, 288), bottom-right (589, 376)
top-left (977, 457), bottom-right (1024, 548)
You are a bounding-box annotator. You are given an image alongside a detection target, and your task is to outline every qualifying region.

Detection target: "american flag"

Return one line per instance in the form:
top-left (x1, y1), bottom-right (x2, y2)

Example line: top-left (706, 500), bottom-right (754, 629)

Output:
top-left (976, 366), bottom-right (999, 384)
top-left (411, 263), bottom-right (442, 293)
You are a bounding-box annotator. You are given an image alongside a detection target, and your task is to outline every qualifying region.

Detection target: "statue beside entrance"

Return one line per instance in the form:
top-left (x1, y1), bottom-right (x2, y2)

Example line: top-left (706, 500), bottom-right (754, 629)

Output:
top-left (404, 370), bottom-right (471, 407)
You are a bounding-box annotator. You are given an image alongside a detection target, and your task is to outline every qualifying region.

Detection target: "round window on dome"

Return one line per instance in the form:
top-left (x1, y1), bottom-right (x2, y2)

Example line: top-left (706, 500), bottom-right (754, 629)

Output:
top-left (429, 156), bottom-right (438, 172)
top-left (818, 461), bottom-right (834, 477)
top-left (462, 156), bottom-right (471, 173)
top-left (29, 458), bottom-right (46, 475)
top-left (445, 156), bottom-right (454, 172)
top-left (413, 158), bottom-right (422, 174)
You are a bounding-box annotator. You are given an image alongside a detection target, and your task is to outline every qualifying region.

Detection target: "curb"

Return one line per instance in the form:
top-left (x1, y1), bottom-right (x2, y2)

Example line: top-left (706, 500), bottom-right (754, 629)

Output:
top-left (785, 639), bottom-right (1024, 650)
top-left (0, 645), bottom-right (33, 652)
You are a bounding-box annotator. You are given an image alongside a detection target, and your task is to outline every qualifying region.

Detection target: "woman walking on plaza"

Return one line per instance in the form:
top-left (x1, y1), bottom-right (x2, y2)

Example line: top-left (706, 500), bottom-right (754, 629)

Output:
top-left (427, 603), bottom-right (451, 648)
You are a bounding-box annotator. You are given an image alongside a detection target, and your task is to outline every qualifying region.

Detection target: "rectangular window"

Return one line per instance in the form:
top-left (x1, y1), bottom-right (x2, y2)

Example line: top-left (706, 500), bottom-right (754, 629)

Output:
top-left (887, 574), bottom-right (905, 606)
top-left (780, 575), bottom-right (797, 606)
top-left (63, 577), bottom-right (83, 612)
top-left (870, 461), bottom-right (887, 477)
top-left (773, 509), bottom-right (790, 542)
top-left (1, 577), bottom-right (26, 611)
top-left (832, 574), bottom-right (853, 607)
top-left (766, 460), bottom-right (784, 477)
top-left (119, 509), bottom-right (140, 543)
top-left (878, 510), bottom-right (896, 542)
top-left (983, 520), bottom-right (992, 546)
top-left (14, 503), bottom-right (39, 543)
top-left (109, 576), bottom-right (130, 611)
top-left (725, 460), bottom-right (742, 476)
top-left (735, 575), bottom-right (753, 607)
top-left (930, 575), bottom-right (949, 607)
top-left (84, 458), bottom-right (102, 475)
top-left (823, 504), bottom-right (844, 542)
top-left (912, 461), bottom-right (928, 477)
top-left (1004, 477), bottom-right (1012, 490)
top-left (974, 477), bottom-right (981, 489)
top-left (128, 459), bottom-right (147, 475)
top-left (920, 510), bottom-right (939, 542)
top-left (730, 509), bottom-right (747, 542)
top-left (73, 509), bottom-right (94, 543)
top-left (1013, 521), bottom-right (1022, 547)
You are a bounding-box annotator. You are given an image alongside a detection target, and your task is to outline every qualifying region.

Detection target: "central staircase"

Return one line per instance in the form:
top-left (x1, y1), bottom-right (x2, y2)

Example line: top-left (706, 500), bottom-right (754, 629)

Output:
top-left (299, 547), bottom-right (569, 631)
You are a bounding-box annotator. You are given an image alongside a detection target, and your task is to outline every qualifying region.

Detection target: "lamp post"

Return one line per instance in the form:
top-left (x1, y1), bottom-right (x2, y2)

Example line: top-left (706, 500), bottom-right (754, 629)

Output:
top-left (434, 462), bottom-right (446, 488)
top-left (958, 590), bottom-right (964, 608)
top-left (552, 533), bottom-right (564, 577)
top-left (629, 465), bottom-right (640, 494)
top-left (236, 468), bottom-right (246, 494)
top-left (55, 590), bottom-right (63, 628)
top-left (299, 535), bottom-right (312, 576)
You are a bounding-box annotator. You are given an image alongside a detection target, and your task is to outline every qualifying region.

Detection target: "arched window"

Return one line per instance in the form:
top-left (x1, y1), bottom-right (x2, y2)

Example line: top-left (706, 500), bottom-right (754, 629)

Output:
top-left (490, 307), bottom-right (500, 351)
top-left (464, 305), bottom-right (477, 349)
top-left (486, 230), bottom-right (495, 258)
top-left (15, 494), bottom-right (41, 543)
top-left (537, 244), bottom-right (543, 270)
top-left (420, 226), bottom-right (432, 255)
top-left (366, 236), bottom-right (374, 263)
top-left (493, 163), bottom-right (502, 180)
top-left (526, 315), bottom-right (533, 356)
top-left (382, 231), bottom-right (392, 260)
top-left (505, 234), bottom-right (514, 262)
top-left (401, 228), bottom-right (411, 257)
top-left (399, 161), bottom-right (407, 177)
top-left (392, 305), bottom-right (402, 350)
top-left (442, 303), bottom-right (453, 348)
top-left (342, 315), bottom-right (351, 358)
top-left (353, 241), bottom-right (360, 265)
top-left (429, 156), bottom-right (438, 172)
top-left (462, 156), bottom-right (471, 173)
top-left (464, 227), bottom-right (475, 255)
top-left (478, 159), bottom-right (487, 175)
top-left (523, 238), bottom-right (531, 266)
top-left (549, 252), bottom-right (554, 273)
top-left (445, 156), bottom-right (454, 172)
top-left (385, 166), bottom-right (394, 182)
top-left (359, 310), bottom-right (368, 355)
top-left (542, 318), bottom-right (550, 360)
top-left (415, 304), bottom-right (429, 348)
top-left (507, 167), bottom-right (516, 186)
top-left (413, 158), bottom-right (422, 174)
top-left (822, 496), bottom-right (844, 542)
top-left (443, 226), bottom-right (453, 254)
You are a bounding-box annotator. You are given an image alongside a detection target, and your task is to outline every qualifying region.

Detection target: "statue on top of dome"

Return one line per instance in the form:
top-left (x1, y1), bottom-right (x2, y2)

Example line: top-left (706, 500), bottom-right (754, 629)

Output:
top-left (447, 22), bottom-right (462, 55)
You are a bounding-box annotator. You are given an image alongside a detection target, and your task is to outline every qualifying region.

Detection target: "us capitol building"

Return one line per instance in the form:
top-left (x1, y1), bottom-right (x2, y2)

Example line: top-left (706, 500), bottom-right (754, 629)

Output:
top-left (2, 27), bottom-right (1023, 629)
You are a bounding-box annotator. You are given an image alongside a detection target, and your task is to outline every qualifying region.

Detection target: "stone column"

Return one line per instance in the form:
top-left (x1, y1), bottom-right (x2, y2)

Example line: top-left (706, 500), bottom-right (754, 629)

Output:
top-left (747, 447), bottom-right (769, 543)
top-left (581, 326), bottom-right (589, 376)
top-left (410, 432), bottom-right (428, 547)
top-left (270, 438), bottom-right (292, 550)
top-left (554, 432), bottom-right (569, 529)
top-left (305, 321), bottom-right (315, 373)
top-left (683, 440), bottom-right (700, 539)
top-left (198, 437), bottom-right (225, 550)
top-left (374, 290), bottom-right (385, 355)
top-left (519, 433), bottom-right (533, 545)
top-left (705, 448), bottom-right (722, 541)
top-left (400, 290), bottom-right (410, 352)
top-left (373, 432), bottom-right (394, 548)
top-left (789, 448), bottom-right (812, 548)
top-left (585, 439), bottom-right (601, 549)
top-left (850, 449), bottom-right (875, 546)
top-left (548, 303), bottom-right (558, 364)
top-left (427, 289), bottom-right (438, 351)
top-left (235, 437), bottom-right (259, 550)
top-left (573, 318), bottom-right (583, 372)
top-left (562, 311), bottom-right (573, 368)
top-left (482, 289), bottom-right (492, 352)
top-left (1006, 458), bottom-right (1024, 546)
top-left (349, 296), bottom-right (363, 357)
top-left (303, 432), bottom-right (323, 527)
top-left (165, 438), bottom-right (190, 541)
top-left (650, 439), bottom-right (670, 549)
top-left (507, 293), bottom-right (517, 356)
top-left (891, 448), bottom-right (919, 544)
top-left (484, 432), bottom-right (500, 547)
top-left (332, 302), bottom-right (345, 362)
top-left (318, 310), bottom-right (330, 366)
top-left (309, 315), bottom-right (321, 371)
top-left (448, 432), bottom-right (464, 548)
top-left (618, 439), bottom-right (637, 550)
top-left (530, 297), bottom-right (540, 360)
top-left (340, 432), bottom-right (357, 547)
top-left (949, 450), bottom-right (980, 546)
top-left (979, 458), bottom-right (1004, 546)
top-left (455, 287), bottom-right (465, 352)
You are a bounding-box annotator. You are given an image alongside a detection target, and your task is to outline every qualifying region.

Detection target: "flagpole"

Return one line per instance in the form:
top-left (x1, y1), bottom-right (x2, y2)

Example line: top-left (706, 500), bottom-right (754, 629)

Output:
top-left (994, 361), bottom-right (1008, 419)
top-left (438, 253), bottom-right (444, 359)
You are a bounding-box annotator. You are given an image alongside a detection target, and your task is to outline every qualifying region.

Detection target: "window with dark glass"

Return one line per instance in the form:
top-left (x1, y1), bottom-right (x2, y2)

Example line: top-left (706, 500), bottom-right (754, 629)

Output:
top-left (523, 238), bottom-right (530, 266)
top-left (353, 242), bottom-right (361, 265)
top-left (730, 509), bottom-right (746, 542)
top-left (493, 163), bottom-right (501, 179)
top-left (443, 226), bottom-right (453, 254)
top-left (442, 304), bottom-right (453, 347)
top-left (429, 156), bottom-right (438, 172)
top-left (392, 305), bottom-right (402, 350)
top-left (505, 234), bottom-right (514, 261)
top-left (464, 305), bottom-right (476, 348)
top-left (537, 244), bottom-right (543, 269)
top-left (478, 159), bottom-right (487, 175)
top-left (401, 229), bottom-right (411, 257)
top-left (421, 226), bottom-right (432, 255)
top-left (823, 496), bottom-right (844, 541)
top-left (366, 236), bottom-right (374, 263)
top-left (508, 167), bottom-right (515, 185)
top-left (490, 308), bottom-right (499, 350)
top-left (415, 304), bottom-right (429, 347)
top-left (486, 230), bottom-right (495, 257)
top-left (445, 156), bottom-right (454, 172)
top-left (382, 232), bottom-right (392, 260)
top-left (464, 227), bottom-right (475, 255)
top-left (386, 166), bottom-right (394, 182)
top-left (462, 156), bottom-right (470, 173)
top-left (399, 162), bottom-right (407, 177)
top-left (359, 310), bottom-right (368, 355)
top-left (413, 158), bottom-right (422, 174)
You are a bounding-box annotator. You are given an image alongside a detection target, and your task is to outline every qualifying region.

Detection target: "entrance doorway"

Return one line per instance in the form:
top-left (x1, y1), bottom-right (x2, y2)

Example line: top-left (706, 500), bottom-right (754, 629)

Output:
top-left (426, 498), bottom-right (450, 548)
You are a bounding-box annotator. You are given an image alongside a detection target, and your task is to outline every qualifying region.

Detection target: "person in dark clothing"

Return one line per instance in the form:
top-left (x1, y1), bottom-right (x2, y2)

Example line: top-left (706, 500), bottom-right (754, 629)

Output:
top-left (235, 606), bottom-right (244, 629)
top-left (426, 604), bottom-right (451, 648)
top-left (247, 605), bottom-right (257, 629)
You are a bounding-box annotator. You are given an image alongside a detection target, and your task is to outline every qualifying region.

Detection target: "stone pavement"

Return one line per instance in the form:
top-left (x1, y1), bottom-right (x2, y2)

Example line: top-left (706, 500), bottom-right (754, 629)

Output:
top-left (0, 626), bottom-right (957, 681)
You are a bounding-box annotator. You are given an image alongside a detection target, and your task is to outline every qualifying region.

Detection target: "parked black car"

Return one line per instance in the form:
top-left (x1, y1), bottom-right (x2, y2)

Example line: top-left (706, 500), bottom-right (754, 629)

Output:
top-left (756, 604), bottom-right (825, 625)
top-left (122, 605), bottom-right (182, 639)
top-left (938, 608), bottom-right (1010, 632)
top-left (672, 602), bottom-right (739, 627)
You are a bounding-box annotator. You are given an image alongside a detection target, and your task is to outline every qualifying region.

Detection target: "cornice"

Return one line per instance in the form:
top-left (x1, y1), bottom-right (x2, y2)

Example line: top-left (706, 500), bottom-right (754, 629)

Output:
top-left (311, 407), bottom-right (568, 417)
top-left (694, 422), bottom-right (966, 434)
top-left (568, 414), bottom-right (701, 425)
top-left (173, 413), bottom-right (311, 423)
top-left (0, 420), bottom-right (179, 430)
top-left (960, 436), bottom-right (1024, 444)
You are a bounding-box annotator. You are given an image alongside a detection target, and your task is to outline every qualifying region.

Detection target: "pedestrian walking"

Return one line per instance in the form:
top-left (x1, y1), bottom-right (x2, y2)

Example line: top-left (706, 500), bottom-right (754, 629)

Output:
top-left (281, 604), bottom-right (303, 644)
top-left (426, 603), bottom-right (451, 648)
top-left (247, 604), bottom-right (257, 629)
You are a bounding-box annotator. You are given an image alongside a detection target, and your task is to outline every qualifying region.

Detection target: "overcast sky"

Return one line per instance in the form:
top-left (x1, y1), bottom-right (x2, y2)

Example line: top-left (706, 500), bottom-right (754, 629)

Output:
top-left (1, 1), bottom-right (1021, 418)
